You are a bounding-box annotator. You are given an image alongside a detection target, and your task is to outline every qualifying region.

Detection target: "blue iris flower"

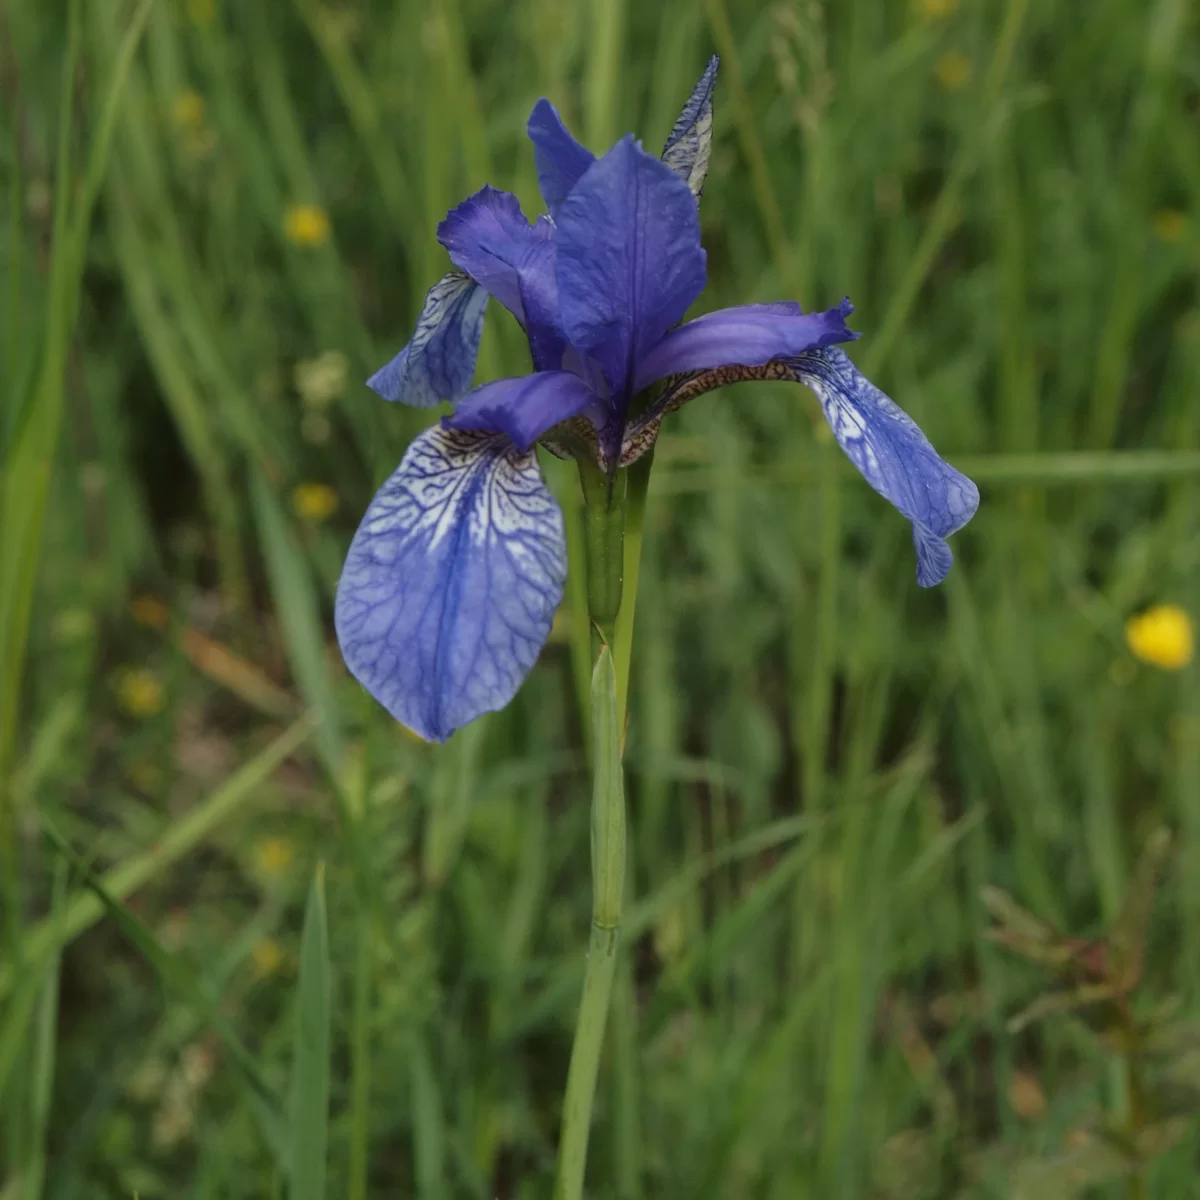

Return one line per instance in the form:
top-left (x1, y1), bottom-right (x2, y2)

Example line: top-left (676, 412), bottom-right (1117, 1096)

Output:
top-left (335, 58), bottom-right (979, 742)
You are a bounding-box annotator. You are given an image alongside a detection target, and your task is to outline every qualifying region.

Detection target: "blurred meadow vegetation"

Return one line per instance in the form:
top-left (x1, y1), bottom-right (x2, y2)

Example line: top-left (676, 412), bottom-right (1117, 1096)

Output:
top-left (3, 0), bottom-right (1200, 1195)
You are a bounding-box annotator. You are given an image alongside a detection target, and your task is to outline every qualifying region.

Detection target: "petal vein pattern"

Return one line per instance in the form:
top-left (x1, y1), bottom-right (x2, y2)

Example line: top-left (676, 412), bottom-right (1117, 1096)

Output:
top-left (367, 271), bottom-right (488, 406)
top-left (662, 55), bottom-right (719, 198)
top-left (618, 348), bottom-right (978, 585)
top-left (794, 347), bottom-right (979, 586)
top-left (335, 427), bottom-right (567, 742)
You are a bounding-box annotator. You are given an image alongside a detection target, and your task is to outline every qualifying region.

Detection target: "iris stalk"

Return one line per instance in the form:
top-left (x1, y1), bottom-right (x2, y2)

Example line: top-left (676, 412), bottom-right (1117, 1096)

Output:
top-left (554, 488), bottom-right (634, 1198)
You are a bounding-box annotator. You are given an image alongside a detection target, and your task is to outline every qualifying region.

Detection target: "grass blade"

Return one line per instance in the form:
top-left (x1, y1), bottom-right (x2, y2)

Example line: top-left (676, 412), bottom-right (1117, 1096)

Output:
top-left (289, 864), bottom-right (331, 1200)
top-left (0, 713), bottom-right (318, 1000)
top-left (38, 814), bottom-right (289, 1163)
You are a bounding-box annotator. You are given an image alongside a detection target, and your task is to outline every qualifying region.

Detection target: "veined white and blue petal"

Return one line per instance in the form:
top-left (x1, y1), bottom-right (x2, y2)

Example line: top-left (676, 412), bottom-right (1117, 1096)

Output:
top-left (661, 54), bottom-right (719, 198)
top-left (619, 345), bottom-right (978, 586)
top-left (793, 347), bottom-right (978, 586)
top-left (367, 271), bottom-right (488, 406)
top-left (334, 427), bottom-right (566, 742)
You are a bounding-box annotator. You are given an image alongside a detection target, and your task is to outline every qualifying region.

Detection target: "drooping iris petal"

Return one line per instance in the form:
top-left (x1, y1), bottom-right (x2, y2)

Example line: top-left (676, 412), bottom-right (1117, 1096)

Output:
top-left (793, 347), bottom-right (979, 586)
top-left (444, 370), bottom-right (599, 452)
top-left (632, 298), bottom-right (857, 392)
top-left (662, 55), bottom-right (719, 198)
top-left (335, 426), bottom-right (566, 743)
top-left (556, 136), bottom-right (707, 406)
top-left (367, 271), bottom-right (488, 406)
top-left (437, 187), bottom-right (561, 353)
top-left (527, 99), bottom-right (596, 219)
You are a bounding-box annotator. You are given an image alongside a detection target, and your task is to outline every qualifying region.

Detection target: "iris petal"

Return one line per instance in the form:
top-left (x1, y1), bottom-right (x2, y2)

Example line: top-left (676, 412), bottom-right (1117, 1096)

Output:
top-left (527, 99), bottom-right (596, 219)
top-left (618, 346), bottom-right (978, 585)
top-left (444, 370), bottom-right (599, 452)
top-left (367, 271), bottom-right (488, 406)
top-left (556, 136), bottom-right (707, 409)
top-left (437, 187), bottom-right (564, 366)
top-left (633, 298), bottom-right (857, 392)
top-left (794, 347), bottom-right (978, 586)
top-left (662, 55), bottom-right (719, 198)
top-left (335, 426), bottom-right (566, 743)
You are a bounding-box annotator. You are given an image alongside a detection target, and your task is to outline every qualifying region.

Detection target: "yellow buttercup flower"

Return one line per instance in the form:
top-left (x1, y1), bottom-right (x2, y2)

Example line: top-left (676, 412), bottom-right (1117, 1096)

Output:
top-left (292, 482), bottom-right (339, 521)
top-left (253, 836), bottom-right (294, 878)
top-left (917, 0), bottom-right (958, 18)
top-left (1152, 210), bottom-right (1188, 245)
top-left (115, 668), bottom-right (166, 718)
top-left (186, 0), bottom-right (216, 26)
top-left (934, 51), bottom-right (972, 92)
top-left (251, 938), bottom-right (285, 977)
top-left (283, 203), bottom-right (331, 248)
top-left (172, 89), bottom-right (206, 131)
top-left (1126, 605), bottom-right (1194, 671)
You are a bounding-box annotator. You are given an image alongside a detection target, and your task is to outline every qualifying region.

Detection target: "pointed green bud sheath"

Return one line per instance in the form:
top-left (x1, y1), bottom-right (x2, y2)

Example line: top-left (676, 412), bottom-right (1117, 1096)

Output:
top-left (577, 458), bottom-right (626, 642)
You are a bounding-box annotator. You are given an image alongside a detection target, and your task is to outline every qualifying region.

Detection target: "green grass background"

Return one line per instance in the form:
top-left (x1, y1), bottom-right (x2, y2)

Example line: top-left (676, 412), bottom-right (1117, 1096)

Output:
top-left (3, 0), bottom-right (1200, 1195)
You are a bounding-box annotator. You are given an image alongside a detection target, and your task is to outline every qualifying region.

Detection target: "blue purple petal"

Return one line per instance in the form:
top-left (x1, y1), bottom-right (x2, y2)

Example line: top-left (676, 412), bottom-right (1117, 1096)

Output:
top-left (662, 55), bottom-right (719, 198)
top-left (555, 136), bottom-right (707, 406)
top-left (793, 347), bottom-right (978, 586)
top-left (527, 99), bottom-right (596, 219)
top-left (437, 188), bottom-right (563, 367)
top-left (444, 370), bottom-right (600, 452)
top-left (633, 298), bottom-right (857, 392)
top-left (334, 426), bottom-right (566, 742)
top-left (367, 271), bottom-right (488, 406)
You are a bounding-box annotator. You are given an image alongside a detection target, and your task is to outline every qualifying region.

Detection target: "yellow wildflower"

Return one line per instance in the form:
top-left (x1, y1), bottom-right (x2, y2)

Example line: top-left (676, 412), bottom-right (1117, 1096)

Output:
top-left (131, 593), bottom-right (169, 630)
top-left (934, 51), bottom-right (972, 92)
top-left (917, 0), bottom-right (958, 18)
top-left (1126, 605), bottom-right (1194, 671)
top-left (1152, 209), bottom-right (1188, 245)
top-left (283, 203), bottom-right (331, 248)
top-left (292, 482), bottom-right (339, 521)
top-left (172, 89), bottom-right (206, 131)
top-left (115, 669), bottom-right (165, 718)
top-left (251, 938), bottom-right (285, 978)
top-left (253, 836), bottom-right (294, 878)
top-left (186, 0), bottom-right (215, 26)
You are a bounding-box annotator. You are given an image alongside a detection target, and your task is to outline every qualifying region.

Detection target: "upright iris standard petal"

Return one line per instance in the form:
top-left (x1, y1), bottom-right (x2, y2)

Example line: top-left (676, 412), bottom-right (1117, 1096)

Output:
top-left (793, 347), bottom-right (979, 587)
top-left (335, 426), bottom-right (567, 743)
top-left (556, 137), bottom-right (707, 406)
top-left (367, 271), bottom-right (488, 406)
top-left (527, 99), bottom-right (596, 219)
top-left (662, 55), bottom-right (719, 198)
top-left (437, 187), bottom-right (560, 336)
top-left (444, 370), bottom-right (600, 452)
top-left (632, 298), bottom-right (857, 392)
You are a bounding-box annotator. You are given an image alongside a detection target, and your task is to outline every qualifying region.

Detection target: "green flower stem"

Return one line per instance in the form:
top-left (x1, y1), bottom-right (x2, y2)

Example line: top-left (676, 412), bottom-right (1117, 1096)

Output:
top-left (577, 459), bottom-right (627, 645)
top-left (555, 443), bottom-right (654, 1198)
top-left (554, 646), bottom-right (625, 1200)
